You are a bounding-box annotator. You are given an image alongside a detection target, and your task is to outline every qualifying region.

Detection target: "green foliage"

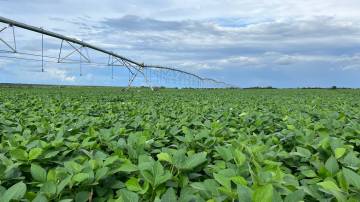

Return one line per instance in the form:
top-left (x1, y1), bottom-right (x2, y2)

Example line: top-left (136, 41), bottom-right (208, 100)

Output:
top-left (31, 163), bottom-right (47, 182)
top-left (1, 86), bottom-right (360, 201)
top-left (0, 181), bottom-right (27, 202)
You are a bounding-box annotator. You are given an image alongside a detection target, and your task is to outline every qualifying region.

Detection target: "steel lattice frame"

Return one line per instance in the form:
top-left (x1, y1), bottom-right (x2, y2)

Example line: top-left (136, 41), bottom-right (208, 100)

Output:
top-left (0, 16), bottom-right (233, 89)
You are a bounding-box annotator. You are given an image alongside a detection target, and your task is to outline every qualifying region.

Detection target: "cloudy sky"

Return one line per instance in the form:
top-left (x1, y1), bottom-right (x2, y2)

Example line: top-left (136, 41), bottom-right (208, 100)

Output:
top-left (1, 0), bottom-right (360, 87)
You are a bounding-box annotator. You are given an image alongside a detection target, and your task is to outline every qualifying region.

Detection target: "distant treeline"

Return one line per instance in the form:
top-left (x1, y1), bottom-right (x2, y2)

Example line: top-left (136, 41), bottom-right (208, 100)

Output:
top-left (0, 83), bottom-right (356, 90)
top-left (0, 83), bottom-right (124, 89)
top-left (298, 86), bottom-right (353, 90)
top-left (241, 86), bottom-right (354, 90)
top-left (242, 86), bottom-right (276, 89)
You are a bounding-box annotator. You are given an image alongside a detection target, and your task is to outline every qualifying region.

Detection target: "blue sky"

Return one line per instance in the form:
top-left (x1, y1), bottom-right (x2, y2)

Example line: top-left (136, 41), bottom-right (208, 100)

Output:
top-left (1, 0), bottom-right (360, 88)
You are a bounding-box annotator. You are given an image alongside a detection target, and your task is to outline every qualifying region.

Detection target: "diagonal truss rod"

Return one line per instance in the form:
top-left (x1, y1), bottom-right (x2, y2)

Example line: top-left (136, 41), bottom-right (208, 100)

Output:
top-left (0, 38), bottom-right (15, 52)
top-left (0, 16), bottom-right (233, 88)
top-left (58, 40), bottom-right (90, 63)
top-left (112, 57), bottom-right (153, 88)
top-left (0, 26), bottom-right (6, 32)
top-left (0, 25), bottom-right (16, 52)
top-left (0, 16), bottom-right (142, 67)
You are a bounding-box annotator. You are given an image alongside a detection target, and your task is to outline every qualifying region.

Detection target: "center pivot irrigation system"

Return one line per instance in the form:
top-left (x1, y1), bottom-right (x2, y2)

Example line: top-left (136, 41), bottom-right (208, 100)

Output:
top-left (0, 16), bottom-right (232, 89)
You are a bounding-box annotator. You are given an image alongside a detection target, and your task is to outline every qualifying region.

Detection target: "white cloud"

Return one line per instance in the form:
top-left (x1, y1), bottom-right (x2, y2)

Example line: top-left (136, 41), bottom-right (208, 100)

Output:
top-left (2, 1), bottom-right (360, 22)
top-left (0, 59), bottom-right (11, 69)
top-left (219, 56), bottom-right (259, 65)
top-left (341, 64), bottom-right (360, 71)
top-left (2, 1), bottom-right (360, 87)
top-left (45, 67), bottom-right (76, 82)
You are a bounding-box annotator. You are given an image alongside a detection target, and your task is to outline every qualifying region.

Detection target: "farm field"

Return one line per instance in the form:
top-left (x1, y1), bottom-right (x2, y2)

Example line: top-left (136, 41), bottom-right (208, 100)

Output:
top-left (1, 86), bottom-right (360, 202)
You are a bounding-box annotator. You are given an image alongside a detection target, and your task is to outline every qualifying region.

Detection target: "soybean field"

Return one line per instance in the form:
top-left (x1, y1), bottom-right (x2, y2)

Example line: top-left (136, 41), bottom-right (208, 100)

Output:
top-left (1, 86), bottom-right (360, 202)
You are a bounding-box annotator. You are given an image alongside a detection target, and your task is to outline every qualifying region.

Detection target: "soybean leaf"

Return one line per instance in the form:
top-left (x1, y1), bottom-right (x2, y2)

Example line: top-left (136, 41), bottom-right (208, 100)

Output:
top-left (317, 181), bottom-right (346, 202)
top-left (233, 149), bottom-right (246, 166)
top-left (0, 181), bottom-right (27, 202)
top-left (41, 181), bottom-right (57, 197)
top-left (140, 161), bottom-right (172, 188)
top-left (119, 189), bottom-right (139, 202)
top-left (118, 161), bottom-right (138, 173)
top-left (214, 172), bottom-right (231, 189)
top-left (75, 191), bottom-right (90, 202)
top-left (325, 156), bottom-right (339, 176)
top-left (161, 188), bottom-right (177, 202)
top-left (301, 170), bottom-right (317, 178)
top-left (29, 148), bottom-right (43, 160)
top-left (295, 147), bottom-right (311, 158)
top-left (284, 190), bottom-right (305, 202)
top-left (215, 146), bottom-right (233, 162)
top-left (335, 148), bottom-right (346, 159)
top-left (10, 149), bottom-right (28, 161)
top-left (183, 152), bottom-right (207, 170)
top-left (157, 152), bottom-right (172, 163)
top-left (72, 173), bottom-right (89, 183)
top-left (125, 177), bottom-right (142, 192)
top-left (59, 199), bottom-right (73, 202)
top-left (237, 184), bottom-right (252, 202)
top-left (33, 193), bottom-right (48, 202)
top-left (343, 167), bottom-right (360, 189)
top-left (31, 163), bottom-right (47, 182)
top-left (57, 176), bottom-right (71, 195)
top-left (95, 167), bottom-right (109, 181)
top-left (253, 184), bottom-right (273, 202)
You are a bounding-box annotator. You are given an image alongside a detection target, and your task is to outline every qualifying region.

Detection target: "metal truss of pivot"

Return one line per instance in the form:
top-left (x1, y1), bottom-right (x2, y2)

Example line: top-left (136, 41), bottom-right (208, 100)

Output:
top-left (57, 39), bottom-right (91, 76)
top-left (0, 16), bottom-right (233, 89)
top-left (0, 25), bottom-right (17, 53)
top-left (58, 40), bottom-right (90, 63)
top-left (109, 55), bottom-right (153, 89)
